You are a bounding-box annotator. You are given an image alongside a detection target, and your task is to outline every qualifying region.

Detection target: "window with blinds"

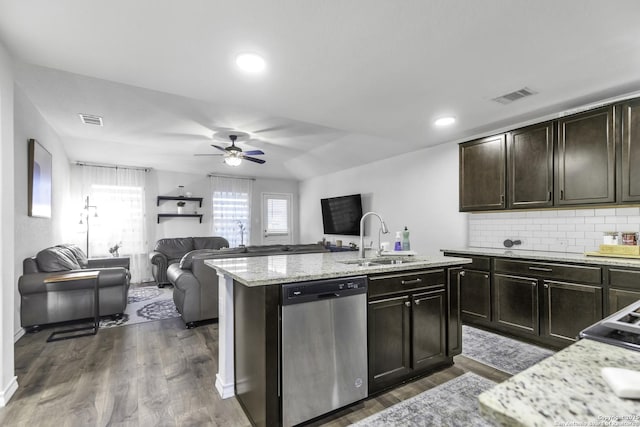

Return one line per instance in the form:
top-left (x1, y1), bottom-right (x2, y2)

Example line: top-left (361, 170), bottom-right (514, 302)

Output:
top-left (266, 197), bottom-right (289, 234)
top-left (212, 191), bottom-right (251, 247)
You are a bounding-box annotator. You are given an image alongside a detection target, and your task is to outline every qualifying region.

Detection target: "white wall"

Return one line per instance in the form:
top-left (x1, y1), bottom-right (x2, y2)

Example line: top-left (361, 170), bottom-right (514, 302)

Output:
top-left (148, 171), bottom-right (300, 247)
top-left (13, 85), bottom-right (72, 331)
top-left (0, 40), bottom-right (17, 406)
top-left (299, 142), bottom-right (467, 256)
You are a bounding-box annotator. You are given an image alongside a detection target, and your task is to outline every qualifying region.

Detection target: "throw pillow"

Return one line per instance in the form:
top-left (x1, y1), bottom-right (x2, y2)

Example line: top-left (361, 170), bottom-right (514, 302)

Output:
top-left (57, 243), bottom-right (88, 268)
top-left (36, 246), bottom-right (81, 272)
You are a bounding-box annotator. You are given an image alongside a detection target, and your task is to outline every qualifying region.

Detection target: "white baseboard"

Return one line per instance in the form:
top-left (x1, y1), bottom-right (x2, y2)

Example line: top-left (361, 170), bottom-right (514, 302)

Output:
top-left (0, 376), bottom-right (18, 407)
top-left (14, 327), bottom-right (25, 343)
top-left (215, 374), bottom-right (235, 399)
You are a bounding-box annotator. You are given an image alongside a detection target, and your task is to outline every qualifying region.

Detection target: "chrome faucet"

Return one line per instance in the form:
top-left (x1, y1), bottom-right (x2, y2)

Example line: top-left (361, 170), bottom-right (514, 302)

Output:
top-left (359, 212), bottom-right (389, 258)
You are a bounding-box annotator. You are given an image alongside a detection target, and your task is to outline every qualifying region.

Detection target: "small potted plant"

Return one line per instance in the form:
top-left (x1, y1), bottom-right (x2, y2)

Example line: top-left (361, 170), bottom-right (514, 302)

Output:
top-left (109, 242), bottom-right (122, 257)
top-left (177, 200), bottom-right (186, 214)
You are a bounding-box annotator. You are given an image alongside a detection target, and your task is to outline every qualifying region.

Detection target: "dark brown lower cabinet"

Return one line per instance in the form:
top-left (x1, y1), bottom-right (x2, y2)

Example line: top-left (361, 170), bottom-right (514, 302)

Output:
top-left (609, 288), bottom-right (640, 314)
top-left (493, 273), bottom-right (603, 347)
top-left (542, 280), bottom-right (602, 345)
top-left (412, 288), bottom-right (447, 370)
top-left (447, 267), bottom-right (462, 356)
top-left (608, 267), bottom-right (640, 314)
top-left (494, 274), bottom-right (539, 335)
top-left (368, 281), bottom-right (452, 394)
top-left (368, 294), bottom-right (411, 389)
top-left (460, 269), bottom-right (492, 324)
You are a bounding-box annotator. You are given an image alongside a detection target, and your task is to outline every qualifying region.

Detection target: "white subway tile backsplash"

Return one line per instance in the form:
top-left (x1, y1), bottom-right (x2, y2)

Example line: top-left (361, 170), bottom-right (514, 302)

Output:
top-left (616, 207), bottom-right (640, 216)
top-left (585, 216), bottom-right (605, 224)
top-left (558, 224), bottom-right (576, 231)
top-left (595, 208), bottom-right (617, 216)
top-left (468, 208), bottom-right (640, 255)
top-left (575, 223), bottom-right (595, 232)
top-left (575, 209), bottom-right (595, 217)
top-left (605, 216), bottom-right (628, 224)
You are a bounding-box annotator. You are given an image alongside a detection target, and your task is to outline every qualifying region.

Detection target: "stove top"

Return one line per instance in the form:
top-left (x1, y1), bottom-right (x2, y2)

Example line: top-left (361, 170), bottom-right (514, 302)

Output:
top-left (580, 300), bottom-right (640, 352)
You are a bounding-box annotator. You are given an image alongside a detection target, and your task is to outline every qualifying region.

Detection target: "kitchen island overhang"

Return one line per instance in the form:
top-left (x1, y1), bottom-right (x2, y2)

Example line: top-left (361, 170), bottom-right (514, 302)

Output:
top-left (205, 251), bottom-right (471, 426)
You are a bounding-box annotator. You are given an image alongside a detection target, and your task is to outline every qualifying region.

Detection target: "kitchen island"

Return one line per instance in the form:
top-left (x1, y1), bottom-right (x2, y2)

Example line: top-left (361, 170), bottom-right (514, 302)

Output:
top-left (205, 251), bottom-right (471, 427)
top-left (479, 338), bottom-right (640, 426)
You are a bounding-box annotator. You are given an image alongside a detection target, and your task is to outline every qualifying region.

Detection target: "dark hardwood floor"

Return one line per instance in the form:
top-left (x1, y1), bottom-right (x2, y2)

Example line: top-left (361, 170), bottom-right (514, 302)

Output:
top-left (0, 317), bottom-right (509, 427)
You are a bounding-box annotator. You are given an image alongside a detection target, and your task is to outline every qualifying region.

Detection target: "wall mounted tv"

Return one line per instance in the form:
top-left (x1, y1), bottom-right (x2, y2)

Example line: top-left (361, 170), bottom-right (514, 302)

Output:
top-left (321, 194), bottom-right (363, 236)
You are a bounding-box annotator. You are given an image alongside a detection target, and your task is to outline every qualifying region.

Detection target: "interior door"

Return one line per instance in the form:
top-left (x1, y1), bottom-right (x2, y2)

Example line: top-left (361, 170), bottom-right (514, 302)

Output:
top-left (261, 193), bottom-right (292, 245)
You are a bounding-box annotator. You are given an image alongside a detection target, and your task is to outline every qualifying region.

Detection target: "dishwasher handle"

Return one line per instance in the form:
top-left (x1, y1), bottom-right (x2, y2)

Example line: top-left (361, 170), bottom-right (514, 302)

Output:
top-left (317, 292), bottom-right (340, 299)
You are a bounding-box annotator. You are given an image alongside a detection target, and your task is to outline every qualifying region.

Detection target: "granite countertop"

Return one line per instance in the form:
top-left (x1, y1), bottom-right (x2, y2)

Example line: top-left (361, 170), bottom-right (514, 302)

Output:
top-left (205, 251), bottom-right (471, 287)
top-left (479, 339), bottom-right (640, 426)
top-left (442, 247), bottom-right (640, 268)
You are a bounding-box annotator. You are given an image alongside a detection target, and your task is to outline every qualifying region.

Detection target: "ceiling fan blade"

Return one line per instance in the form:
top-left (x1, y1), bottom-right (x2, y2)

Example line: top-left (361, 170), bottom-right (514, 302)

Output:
top-left (243, 150), bottom-right (265, 156)
top-left (194, 153), bottom-right (224, 157)
top-left (211, 144), bottom-right (228, 152)
top-left (241, 156), bottom-right (266, 164)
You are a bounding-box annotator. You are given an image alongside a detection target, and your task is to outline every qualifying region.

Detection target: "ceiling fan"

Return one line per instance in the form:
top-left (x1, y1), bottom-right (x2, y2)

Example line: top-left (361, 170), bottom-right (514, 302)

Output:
top-left (195, 134), bottom-right (266, 166)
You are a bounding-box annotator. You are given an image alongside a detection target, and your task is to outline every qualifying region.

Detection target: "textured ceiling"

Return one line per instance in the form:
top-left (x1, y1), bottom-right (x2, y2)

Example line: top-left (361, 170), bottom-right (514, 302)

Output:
top-left (1, 0), bottom-right (640, 180)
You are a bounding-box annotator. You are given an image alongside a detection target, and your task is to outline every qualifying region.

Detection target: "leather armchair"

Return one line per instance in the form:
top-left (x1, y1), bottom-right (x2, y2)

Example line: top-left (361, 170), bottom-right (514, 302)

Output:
top-left (18, 244), bottom-right (130, 330)
top-left (149, 237), bottom-right (229, 287)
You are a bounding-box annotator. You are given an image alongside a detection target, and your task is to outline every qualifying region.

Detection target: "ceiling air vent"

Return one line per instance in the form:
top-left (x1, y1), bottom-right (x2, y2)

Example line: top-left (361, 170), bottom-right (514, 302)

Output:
top-left (78, 114), bottom-right (103, 126)
top-left (492, 87), bottom-right (537, 105)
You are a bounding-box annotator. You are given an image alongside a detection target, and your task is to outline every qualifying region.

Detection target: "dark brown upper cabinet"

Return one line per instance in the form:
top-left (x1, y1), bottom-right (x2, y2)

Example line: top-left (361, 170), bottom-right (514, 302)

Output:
top-left (556, 106), bottom-right (615, 206)
top-left (459, 134), bottom-right (506, 211)
top-left (507, 122), bottom-right (554, 209)
top-left (620, 99), bottom-right (640, 202)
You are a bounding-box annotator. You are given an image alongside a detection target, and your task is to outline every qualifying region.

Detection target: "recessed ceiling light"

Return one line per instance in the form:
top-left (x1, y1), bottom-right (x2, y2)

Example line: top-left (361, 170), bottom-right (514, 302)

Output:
top-left (236, 53), bottom-right (266, 73)
top-left (434, 117), bottom-right (456, 127)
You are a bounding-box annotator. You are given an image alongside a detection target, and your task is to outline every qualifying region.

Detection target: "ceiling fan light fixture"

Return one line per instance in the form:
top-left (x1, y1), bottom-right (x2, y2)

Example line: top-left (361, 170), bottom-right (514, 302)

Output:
top-left (236, 53), bottom-right (266, 73)
top-left (434, 116), bottom-right (456, 127)
top-left (224, 156), bottom-right (242, 167)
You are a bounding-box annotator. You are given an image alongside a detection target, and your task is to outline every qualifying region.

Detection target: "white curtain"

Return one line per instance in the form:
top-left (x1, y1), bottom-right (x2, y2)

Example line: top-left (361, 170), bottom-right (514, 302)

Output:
top-left (73, 165), bottom-right (150, 283)
top-left (210, 176), bottom-right (253, 248)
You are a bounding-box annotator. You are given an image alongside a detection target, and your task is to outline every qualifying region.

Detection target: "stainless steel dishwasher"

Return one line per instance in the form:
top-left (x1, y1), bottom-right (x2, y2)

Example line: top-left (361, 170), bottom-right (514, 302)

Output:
top-left (281, 276), bottom-right (368, 427)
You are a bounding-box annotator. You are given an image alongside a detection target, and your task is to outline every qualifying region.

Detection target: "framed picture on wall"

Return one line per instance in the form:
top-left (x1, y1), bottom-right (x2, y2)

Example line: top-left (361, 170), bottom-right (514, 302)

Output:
top-left (28, 138), bottom-right (52, 218)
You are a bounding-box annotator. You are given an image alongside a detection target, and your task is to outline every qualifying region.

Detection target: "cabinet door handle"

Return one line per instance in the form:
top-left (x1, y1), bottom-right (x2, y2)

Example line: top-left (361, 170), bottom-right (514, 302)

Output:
top-left (531, 282), bottom-right (537, 287)
top-left (459, 271), bottom-right (466, 277)
top-left (529, 266), bottom-right (553, 272)
top-left (544, 284), bottom-right (549, 289)
top-left (500, 194), bottom-right (505, 205)
top-left (401, 278), bottom-right (423, 286)
top-left (414, 300), bottom-right (421, 305)
top-left (484, 274), bottom-right (489, 279)
top-left (404, 301), bottom-right (411, 307)
top-left (560, 189), bottom-right (564, 200)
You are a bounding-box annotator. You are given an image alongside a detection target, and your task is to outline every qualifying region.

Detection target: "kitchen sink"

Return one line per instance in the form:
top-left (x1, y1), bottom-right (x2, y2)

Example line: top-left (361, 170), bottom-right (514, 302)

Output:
top-left (339, 258), bottom-right (418, 267)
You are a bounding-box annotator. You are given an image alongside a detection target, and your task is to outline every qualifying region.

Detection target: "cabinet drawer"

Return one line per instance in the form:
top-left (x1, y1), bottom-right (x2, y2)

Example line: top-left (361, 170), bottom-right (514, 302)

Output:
top-left (608, 268), bottom-right (640, 291)
top-left (368, 270), bottom-right (445, 298)
top-left (494, 259), bottom-right (601, 285)
top-left (444, 254), bottom-right (490, 271)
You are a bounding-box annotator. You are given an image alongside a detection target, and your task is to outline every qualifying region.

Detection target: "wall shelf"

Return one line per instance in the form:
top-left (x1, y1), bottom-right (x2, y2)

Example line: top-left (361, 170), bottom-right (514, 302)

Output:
top-left (157, 213), bottom-right (203, 224)
top-left (157, 196), bottom-right (203, 207)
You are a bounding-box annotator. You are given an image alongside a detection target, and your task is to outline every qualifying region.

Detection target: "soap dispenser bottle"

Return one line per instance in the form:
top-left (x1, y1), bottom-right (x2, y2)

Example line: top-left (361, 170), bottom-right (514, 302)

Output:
top-left (394, 232), bottom-right (402, 251)
top-left (402, 226), bottom-right (411, 251)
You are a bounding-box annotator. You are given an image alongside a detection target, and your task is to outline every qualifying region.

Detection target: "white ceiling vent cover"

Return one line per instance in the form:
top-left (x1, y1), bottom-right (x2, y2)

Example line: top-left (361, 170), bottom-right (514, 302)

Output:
top-left (492, 87), bottom-right (538, 105)
top-left (79, 113), bottom-right (103, 126)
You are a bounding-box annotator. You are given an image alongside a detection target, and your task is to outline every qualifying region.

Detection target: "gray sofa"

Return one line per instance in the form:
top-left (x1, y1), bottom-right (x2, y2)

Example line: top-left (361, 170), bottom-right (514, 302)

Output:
top-left (167, 244), bottom-right (328, 327)
top-left (18, 243), bottom-right (130, 330)
top-left (149, 236), bottom-right (230, 287)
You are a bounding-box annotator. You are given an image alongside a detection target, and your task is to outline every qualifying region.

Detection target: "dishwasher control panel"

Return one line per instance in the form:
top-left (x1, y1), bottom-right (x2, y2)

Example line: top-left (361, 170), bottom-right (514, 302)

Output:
top-left (282, 276), bottom-right (367, 305)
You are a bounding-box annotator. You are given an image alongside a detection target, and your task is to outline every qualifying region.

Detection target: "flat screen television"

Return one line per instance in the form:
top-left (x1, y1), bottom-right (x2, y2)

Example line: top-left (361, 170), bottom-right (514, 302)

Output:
top-left (321, 194), bottom-right (363, 236)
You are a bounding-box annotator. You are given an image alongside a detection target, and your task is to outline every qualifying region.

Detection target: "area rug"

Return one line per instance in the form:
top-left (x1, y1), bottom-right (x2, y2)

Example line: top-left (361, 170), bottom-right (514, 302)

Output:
top-left (351, 373), bottom-right (496, 427)
top-left (462, 325), bottom-right (555, 375)
top-left (99, 285), bottom-right (180, 328)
